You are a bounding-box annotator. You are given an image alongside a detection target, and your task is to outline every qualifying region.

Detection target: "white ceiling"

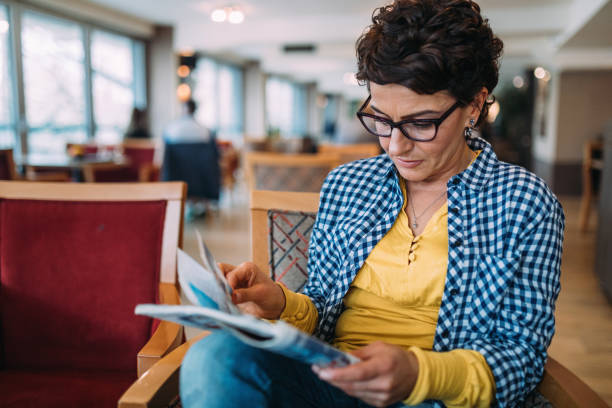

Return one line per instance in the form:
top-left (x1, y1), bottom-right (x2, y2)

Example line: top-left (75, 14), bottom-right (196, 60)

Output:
top-left (84, 0), bottom-right (611, 99)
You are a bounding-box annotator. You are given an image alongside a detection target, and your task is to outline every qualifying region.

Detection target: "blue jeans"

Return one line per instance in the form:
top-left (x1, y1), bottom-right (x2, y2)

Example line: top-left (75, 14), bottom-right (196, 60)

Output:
top-left (180, 332), bottom-right (434, 408)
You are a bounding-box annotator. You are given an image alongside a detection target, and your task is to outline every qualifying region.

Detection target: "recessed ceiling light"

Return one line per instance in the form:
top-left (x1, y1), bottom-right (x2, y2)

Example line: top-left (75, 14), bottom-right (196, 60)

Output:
top-left (228, 9), bottom-right (244, 24)
top-left (211, 8), bottom-right (227, 23)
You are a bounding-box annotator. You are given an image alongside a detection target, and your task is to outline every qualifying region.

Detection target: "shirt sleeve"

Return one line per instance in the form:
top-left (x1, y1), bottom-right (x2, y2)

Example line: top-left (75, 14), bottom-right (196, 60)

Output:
top-left (404, 347), bottom-right (495, 407)
top-left (278, 283), bottom-right (319, 334)
top-left (463, 197), bottom-right (565, 406)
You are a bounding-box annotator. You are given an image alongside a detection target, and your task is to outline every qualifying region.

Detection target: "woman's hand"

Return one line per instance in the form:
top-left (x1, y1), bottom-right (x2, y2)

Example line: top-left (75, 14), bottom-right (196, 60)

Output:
top-left (313, 341), bottom-right (419, 408)
top-left (218, 262), bottom-right (286, 319)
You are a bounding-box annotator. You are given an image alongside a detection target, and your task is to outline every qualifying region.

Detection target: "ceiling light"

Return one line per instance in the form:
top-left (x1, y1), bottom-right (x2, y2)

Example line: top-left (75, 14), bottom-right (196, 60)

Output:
top-left (177, 65), bottom-right (191, 78)
top-left (211, 8), bottom-right (227, 23)
top-left (177, 84), bottom-right (192, 101)
top-left (512, 76), bottom-right (524, 89)
top-left (228, 9), bottom-right (245, 24)
top-left (534, 67), bottom-right (547, 80)
top-left (0, 20), bottom-right (9, 34)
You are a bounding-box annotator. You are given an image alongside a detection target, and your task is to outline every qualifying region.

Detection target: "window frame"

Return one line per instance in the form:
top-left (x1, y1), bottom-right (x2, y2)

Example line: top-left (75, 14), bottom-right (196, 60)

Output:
top-left (0, 0), bottom-right (148, 155)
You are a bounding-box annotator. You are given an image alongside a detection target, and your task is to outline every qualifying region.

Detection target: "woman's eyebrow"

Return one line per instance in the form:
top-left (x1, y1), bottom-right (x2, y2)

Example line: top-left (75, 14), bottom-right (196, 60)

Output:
top-left (370, 104), bottom-right (441, 120)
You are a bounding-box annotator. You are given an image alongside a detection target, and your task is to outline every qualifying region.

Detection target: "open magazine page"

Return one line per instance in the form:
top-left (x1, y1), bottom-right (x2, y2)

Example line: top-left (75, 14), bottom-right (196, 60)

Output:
top-left (195, 230), bottom-right (235, 299)
top-left (137, 239), bottom-right (359, 368)
top-left (135, 304), bottom-right (359, 367)
top-left (177, 249), bottom-right (239, 315)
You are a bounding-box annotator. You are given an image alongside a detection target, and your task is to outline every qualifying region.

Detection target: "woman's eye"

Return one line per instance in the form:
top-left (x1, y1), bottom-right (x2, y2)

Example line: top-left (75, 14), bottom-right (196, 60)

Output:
top-left (411, 122), bottom-right (433, 129)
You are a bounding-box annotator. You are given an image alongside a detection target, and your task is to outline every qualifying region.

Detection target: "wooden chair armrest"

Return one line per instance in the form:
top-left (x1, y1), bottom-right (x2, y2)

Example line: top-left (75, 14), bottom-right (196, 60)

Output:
top-left (538, 357), bottom-right (609, 408)
top-left (139, 164), bottom-right (161, 182)
top-left (137, 283), bottom-right (184, 377)
top-left (119, 332), bottom-right (208, 408)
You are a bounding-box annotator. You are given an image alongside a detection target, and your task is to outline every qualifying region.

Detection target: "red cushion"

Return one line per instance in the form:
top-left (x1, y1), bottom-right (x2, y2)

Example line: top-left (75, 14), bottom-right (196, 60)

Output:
top-left (0, 369), bottom-right (135, 408)
top-left (0, 199), bottom-right (166, 371)
top-left (91, 166), bottom-right (140, 182)
top-left (124, 147), bottom-right (155, 170)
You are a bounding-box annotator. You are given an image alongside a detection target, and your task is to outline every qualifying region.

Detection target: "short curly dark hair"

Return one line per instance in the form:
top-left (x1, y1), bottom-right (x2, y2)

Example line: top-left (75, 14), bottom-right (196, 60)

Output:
top-left (356, 0), bottom-right (503, 125)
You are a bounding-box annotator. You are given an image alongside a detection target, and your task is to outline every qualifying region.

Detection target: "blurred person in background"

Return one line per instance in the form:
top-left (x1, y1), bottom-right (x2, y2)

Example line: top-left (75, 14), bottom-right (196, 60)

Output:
top-left (164, 99), bottom-right (211, 143)
top-left (163, 99), bottom-right (216, 220)
top-left (180, 0), bottom-right (564, 407)
top-left (124, 107), bottom-right (151, 139)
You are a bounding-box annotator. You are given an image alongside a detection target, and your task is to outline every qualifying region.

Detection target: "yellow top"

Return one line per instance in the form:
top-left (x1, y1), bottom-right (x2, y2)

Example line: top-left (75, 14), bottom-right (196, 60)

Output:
top-left (280, 151), bottom-right (494, 406)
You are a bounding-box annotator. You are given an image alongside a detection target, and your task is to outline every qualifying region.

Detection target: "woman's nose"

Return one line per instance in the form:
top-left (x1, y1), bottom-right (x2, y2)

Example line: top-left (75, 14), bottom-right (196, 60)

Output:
top-left (387, 127), bottom-right (414, 156)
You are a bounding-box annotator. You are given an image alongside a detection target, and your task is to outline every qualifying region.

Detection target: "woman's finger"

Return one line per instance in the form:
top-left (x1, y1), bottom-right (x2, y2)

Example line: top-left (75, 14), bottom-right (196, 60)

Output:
top-left (217, 262), bottom-right (236, 276)
top-left (225, 266), bottom-right (253, 289)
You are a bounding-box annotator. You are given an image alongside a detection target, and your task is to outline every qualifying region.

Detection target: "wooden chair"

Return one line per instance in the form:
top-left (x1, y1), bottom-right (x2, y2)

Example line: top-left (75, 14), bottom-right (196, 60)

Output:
top-left (0, 181), bottom-right (186, 407)
top-left (1, 148), bottom-right (70, 181)
top-left (117, 189), bottom-right (320, 407)
top-left (578, 140), bottom-right (604, 232)
top-left (250, 189), bottom-right (320, 285)
top-left (244, 151), bottom-right (340, 192)
top-left (118, 189), bottom-right (609, 408)
top-left (82, 140), bottom-right (160, 182)
top-left (536, 357), bottom-right (609, 407)
top-left (0, 148), bottom-right (18, 180)
top-left (82, 161), bottom-right (131, 182)
top-left (318, 143), bottom-right (381, 164)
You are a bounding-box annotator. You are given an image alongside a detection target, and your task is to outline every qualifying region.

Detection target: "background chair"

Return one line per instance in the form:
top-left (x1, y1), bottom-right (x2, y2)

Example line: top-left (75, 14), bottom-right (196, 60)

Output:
top-left (244, 152), bottom-right (340, 192)
top-left (0, 181), bottom-right (186, 408)
top-left (117, 188), bottom-right (610, 408)
top-left (1, 148), bottom-right (70, 181)
top-left (318, 143), bottom-right (381, 164)
top-left (578, 139), bottom-right (604, 232)
top-left (0, 148), bottom-right (18, 180)
top-left (83, 140), bottom-right (159, 182)
top-left (161, 140), bottom-right (221, 202)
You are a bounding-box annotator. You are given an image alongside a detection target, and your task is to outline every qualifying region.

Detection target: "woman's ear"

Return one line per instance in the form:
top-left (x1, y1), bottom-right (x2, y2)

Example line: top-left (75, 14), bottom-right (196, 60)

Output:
top-left (471, 87), bottom-right (489, 122)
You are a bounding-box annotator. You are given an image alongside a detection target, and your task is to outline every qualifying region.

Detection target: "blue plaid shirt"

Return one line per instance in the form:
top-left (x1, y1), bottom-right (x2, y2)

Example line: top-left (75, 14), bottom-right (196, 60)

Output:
top-left (304, 137), bottom-right (565, 407)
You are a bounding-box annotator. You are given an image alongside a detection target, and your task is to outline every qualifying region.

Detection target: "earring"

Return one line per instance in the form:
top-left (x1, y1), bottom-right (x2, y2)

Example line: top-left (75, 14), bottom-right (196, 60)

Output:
top-left (465, 118), bottom-right (475, 138)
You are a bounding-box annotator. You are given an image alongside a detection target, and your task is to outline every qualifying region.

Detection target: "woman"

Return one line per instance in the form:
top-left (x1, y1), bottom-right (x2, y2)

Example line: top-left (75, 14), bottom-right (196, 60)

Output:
top-left (180, 1), bottom-right (564, 407)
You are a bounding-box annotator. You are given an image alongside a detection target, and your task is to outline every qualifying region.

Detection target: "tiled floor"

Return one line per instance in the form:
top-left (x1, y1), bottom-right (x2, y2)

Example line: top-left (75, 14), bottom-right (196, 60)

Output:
top-left (183, 181), bottom-right (612, 405)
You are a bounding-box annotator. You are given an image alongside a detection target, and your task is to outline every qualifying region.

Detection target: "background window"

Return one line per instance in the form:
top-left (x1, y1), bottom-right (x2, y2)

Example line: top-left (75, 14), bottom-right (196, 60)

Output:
top-left (192, 57), bottom-right (243, 142)
top-left (0, 5), bottom-right (15, 149)
top-left (22, 11), bottom-right (86, 154)
top-left (92, 30), bottom-right (144, 144)
top-left (266, 77), bottom-right (307, 138)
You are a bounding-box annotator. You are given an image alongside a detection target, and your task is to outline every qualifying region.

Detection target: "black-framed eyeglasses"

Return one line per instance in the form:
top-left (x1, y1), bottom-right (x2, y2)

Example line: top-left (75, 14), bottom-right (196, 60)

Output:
top-left (356, 95), bottom-right (462, 142)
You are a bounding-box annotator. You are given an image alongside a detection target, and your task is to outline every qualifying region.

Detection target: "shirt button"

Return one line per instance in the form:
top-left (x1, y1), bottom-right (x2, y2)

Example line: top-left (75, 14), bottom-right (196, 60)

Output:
top-left (450, 288), bottom-right (459, 296)
top-left (450, 207), bottom-right (459, 214)
top-left (452, 178), bottom-right (460, 185)
top-left (453, 239), bottom-right (463, 248)
top-left (441, 329), bottom-right (450, 338)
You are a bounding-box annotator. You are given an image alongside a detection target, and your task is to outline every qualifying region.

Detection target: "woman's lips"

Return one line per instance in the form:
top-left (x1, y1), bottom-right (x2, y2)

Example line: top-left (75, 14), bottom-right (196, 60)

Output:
top-left (395, 157), bottom-right (423, 168)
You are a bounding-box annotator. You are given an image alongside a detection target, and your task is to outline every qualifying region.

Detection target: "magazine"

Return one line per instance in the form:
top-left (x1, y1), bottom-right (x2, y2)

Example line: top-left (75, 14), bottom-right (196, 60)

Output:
top-left (135, 232), bottom-right (359, 368)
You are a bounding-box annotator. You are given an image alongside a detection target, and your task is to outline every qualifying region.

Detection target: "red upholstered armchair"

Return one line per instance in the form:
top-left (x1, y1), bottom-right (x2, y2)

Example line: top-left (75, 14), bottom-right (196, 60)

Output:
top-left (0, 181), bottom-right (186, 408)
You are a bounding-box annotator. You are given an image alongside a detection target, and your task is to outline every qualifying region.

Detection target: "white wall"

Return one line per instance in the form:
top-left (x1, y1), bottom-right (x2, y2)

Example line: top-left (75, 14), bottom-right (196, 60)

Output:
top-left (149, 26), bottom-right (177, 141)
top-left (555, 69), bottom-right (612, 163)
top-left (243, 61), bottom-right (266, 138)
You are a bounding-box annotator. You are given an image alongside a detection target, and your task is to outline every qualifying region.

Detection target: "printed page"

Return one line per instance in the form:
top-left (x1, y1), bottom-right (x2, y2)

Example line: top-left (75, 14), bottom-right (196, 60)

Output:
top-left (177, 249), bottom-right (238, 314)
